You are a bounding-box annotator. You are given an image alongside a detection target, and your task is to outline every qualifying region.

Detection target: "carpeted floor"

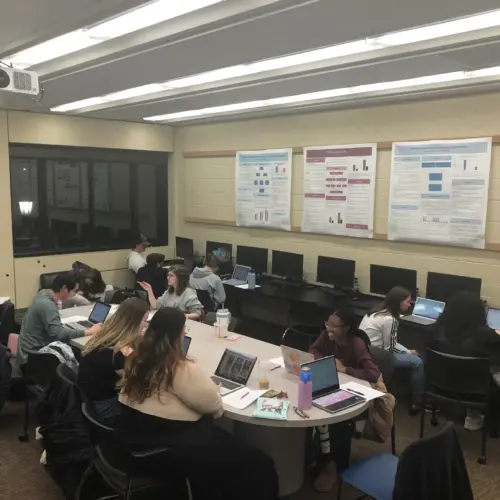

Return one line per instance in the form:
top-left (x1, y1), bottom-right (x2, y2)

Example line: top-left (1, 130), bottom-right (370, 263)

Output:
top-left (1, 399), bottom-right (499, 500)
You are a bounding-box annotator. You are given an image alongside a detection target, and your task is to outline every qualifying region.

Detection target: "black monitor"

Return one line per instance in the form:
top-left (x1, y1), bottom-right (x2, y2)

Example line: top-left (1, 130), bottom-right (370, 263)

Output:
top-left (236, 245), bottom-right (268, 274)
top-left (206, 241), bottom-right (232, 262)
top-left (370, 264), bottom-right (417, 298)
top-left (271, 250), bottom-right (303, 280)
top-left (175, 236), bottom-right (194, 259)
top-left (426, 272), bottom-right (481, 303)
top-left (316, 256), bottom-right (355, 289)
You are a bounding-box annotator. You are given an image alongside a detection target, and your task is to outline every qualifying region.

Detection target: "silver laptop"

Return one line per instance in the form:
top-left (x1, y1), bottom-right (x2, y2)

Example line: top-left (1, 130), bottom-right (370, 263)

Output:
top-left (211, 348), bottom-right (257, 395)
top-left (222, 264), bottom-right (251, 286)
top-left (302, 356), bottom-right (366, 414)
top-left (402, 297), bottom-right (445, 326)
top-left (487, 307), bottom-right (500, 329)
top-left (281, 345), bottom-right (314, 376)
top-left (66, 302), bottom-right (111, 330)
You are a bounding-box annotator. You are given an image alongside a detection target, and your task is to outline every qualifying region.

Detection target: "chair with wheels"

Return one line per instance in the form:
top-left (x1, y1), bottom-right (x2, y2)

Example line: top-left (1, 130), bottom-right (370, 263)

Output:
top-left (78, 402), bottom-right (192, 500)
top-left (338, 422), bottom-right (473, 500)
top-left (420, 348), bottom-right (491, 464)
top-left (281, 324), bottom-right (319, 352)
top-left (195, 289), bottom-right (217, 313)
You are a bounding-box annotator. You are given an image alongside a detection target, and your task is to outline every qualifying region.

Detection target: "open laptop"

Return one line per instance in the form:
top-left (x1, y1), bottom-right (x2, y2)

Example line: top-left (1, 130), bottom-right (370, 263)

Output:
top-left (302, 356), bottom-right (366, 414)
top-left (487, 307), bottom-right (500, 329)
top-left (211, 348), bottom-right (257, 395)
top-left (281, 345), bottom-right (313, 375)
top-left (182, 335), bottom-right (192, 355)
top-left (66, 302), bottom-right (111, 330)
top-left (222, 264), bottom-right (251, 286)
top-left (401, 297), bottom-right (445, 326)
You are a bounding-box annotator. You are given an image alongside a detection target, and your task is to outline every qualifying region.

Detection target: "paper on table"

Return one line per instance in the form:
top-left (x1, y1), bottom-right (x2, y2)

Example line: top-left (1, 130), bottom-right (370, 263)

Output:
top-left (340, 381), bottom-right (385, 402)
top-left (61, 316), bottom-right (88, 324)
top-left (269, 356), bottom-right (285, 368)
top-left (222, 388), bottom-right (267, 410)
top-left (235, 284), bottom-right (261, 289)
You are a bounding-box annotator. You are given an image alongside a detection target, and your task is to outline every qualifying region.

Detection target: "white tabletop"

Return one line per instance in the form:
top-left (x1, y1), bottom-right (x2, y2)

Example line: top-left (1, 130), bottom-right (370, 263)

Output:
top-left (63, 305), bottom-right (370, 428)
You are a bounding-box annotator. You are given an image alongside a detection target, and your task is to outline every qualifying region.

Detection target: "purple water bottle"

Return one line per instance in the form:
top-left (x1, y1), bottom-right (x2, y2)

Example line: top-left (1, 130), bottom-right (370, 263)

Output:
top-left (298, 367), bottom-right (312, 409)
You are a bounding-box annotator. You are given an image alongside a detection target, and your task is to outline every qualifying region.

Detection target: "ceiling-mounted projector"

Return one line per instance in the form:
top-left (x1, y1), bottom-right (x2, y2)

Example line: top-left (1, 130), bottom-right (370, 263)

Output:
top-left (0, 67), bottom-right (39, 95)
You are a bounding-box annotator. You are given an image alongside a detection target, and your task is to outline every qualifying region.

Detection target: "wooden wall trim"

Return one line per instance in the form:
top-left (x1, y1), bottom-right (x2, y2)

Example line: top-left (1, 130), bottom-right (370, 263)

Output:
top-left (183, 135), bottom-right (500, 159)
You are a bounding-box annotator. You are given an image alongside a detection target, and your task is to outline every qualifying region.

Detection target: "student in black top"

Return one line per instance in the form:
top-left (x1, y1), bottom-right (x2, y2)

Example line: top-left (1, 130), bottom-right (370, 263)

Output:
top-left (78, 298), bottom-right (150, 425)
top-left (135, 253), bottom-right (166, 298)
top-left (429, 291), bottom-right (500, 432)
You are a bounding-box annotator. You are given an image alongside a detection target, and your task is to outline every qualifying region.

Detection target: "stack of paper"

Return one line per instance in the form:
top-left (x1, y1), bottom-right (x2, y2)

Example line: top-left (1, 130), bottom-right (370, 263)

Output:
top-left (222, 388), bottom-right (266, 410)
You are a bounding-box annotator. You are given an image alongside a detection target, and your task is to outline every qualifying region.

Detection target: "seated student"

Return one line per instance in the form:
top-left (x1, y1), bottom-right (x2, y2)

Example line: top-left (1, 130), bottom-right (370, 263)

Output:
top-left (136, 253), bottom-right (166, 298)
top-left (127, 233), bottom-right (151, 274)
top-left (359, 286), bottom-right (424, 409)
top-left (116, 307), bottom-right (278, 500)
top-left (309, 308), bottom-right (382, 492)
top-left (190, 254), bottom-right (226, 309)
top-left (68, 266), bottom-right (114, 307)
top-left (428, 292), bottom-right (500, 432)
top-left (18, 272), bottom-right (101, 366)
top-left (140, 265), bottom-right (203, 320)
top-left (78, 298), bottom-right (149, 426)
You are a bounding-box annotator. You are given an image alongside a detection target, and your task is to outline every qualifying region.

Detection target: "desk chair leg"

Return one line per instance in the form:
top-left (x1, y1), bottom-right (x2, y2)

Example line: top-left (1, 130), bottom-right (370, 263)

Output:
top-left (478, 425), bottom-right (487, 465)
top-left (18, 383), bottom-right (30, 442)
top-left (337, 479), bottom-right (343, 499)
top-left (419, 402), bottom-right (426, 439)
top-left (125, 478), bottom-right (132, 500)
top-left (391, 422), bottom-right (396, 455)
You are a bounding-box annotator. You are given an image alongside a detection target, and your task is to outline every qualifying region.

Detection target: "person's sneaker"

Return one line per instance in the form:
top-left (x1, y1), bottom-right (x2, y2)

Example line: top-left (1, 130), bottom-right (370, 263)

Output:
top-left (313, 461), bottom-right (337, 492)
top-left (464, 414), bottom-right (484, 431)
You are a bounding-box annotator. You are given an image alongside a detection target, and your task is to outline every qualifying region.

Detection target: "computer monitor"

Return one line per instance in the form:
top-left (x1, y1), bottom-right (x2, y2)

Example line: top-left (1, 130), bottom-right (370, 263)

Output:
top-left (370, 264), bottom-right (417, 298)
top-left (271, 250), bottom-right (304, 280)
top-left (175, 236), bottom-right (194, 259)
top-left (236, 245), bottom-right (268, 274)
top-left (316, 256), bottom-right (355, 289)
top-left (426, 272), bottom-right (481, 303)
top-left (206, 241), bottom-right (232, 262)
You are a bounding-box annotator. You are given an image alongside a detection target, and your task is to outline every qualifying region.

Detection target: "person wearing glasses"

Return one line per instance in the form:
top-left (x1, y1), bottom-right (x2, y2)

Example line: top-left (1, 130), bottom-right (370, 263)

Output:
top-left (140, 264), bottom-right (203, 320)
top-left (308, 308), bottom-right (381, 492)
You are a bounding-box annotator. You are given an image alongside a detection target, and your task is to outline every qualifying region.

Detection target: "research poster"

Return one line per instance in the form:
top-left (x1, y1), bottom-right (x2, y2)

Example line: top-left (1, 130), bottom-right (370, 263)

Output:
top-left (301, 144), bottom-right (377, 238)
top-left (388, 138), bottom-right (492, 249)
top-left (235, 149), bottom-right (292, 230)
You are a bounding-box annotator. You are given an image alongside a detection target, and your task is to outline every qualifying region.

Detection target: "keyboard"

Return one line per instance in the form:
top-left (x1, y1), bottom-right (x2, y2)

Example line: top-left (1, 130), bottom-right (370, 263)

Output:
top-left (211, 375), bottom-right (241, 391)
top-left (402, 315), bottom-right (435, 326)
top-left (67, 320), bottom-right (92, 330)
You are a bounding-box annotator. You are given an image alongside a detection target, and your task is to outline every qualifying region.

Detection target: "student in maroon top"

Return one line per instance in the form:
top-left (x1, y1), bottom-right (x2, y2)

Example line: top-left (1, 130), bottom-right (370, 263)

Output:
top-left (308, 307), bottom-right (381, 493)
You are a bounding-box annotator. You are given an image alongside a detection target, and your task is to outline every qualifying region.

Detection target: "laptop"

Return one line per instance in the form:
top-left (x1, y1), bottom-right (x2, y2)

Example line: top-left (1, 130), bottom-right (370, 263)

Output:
top-left (281, 345), bottom-right (314, 375)
top-left (182, 335), bottom-right (192, 355)
top-left (302, 356), bottom-right (366, 414)
top-left (222, 264), bottom-right (251, 286)
top-left (66, 302), bottom-right (111, 330)
top-left (211, 348), bottom-right (257, 395)
top-left (401, 297), bottom-right (445, 326)
top-left (487, 307), bottom-right (500, 329)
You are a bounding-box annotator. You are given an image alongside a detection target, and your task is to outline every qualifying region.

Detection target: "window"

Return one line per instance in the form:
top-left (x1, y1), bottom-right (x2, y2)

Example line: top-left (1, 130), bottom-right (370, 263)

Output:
top-left (10, 145), bottom-right (168, 256)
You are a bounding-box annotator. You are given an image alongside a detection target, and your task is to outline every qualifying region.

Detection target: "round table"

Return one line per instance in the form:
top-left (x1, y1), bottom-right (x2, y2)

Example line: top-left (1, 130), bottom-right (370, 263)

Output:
top-left (64, 306), bottom-right (370, 496)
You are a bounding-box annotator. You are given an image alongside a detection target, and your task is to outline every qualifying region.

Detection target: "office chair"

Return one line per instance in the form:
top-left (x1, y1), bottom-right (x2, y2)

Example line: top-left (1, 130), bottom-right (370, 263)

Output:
top-left (39, 271), bottom-right (66, 291)
top-left (281, 324), bottom-right (320, 353)
top-left (420, 349), bottom-right (492, 464)
top-left (195, 289), bottom-right (217, 313)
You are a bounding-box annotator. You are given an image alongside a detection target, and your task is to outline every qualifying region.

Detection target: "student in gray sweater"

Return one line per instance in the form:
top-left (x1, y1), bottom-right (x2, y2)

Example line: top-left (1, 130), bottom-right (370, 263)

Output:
top-left (18, 272), bottom-right (102, 366)
top-left (189, 254), bottom-right (226, 308)
top-left (140, 265), bottom-right (203, 320)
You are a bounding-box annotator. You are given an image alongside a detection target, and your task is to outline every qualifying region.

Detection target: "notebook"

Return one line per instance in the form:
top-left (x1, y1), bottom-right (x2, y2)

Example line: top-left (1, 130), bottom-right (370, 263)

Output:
top-left (253, 398), bottom-right (290, 420)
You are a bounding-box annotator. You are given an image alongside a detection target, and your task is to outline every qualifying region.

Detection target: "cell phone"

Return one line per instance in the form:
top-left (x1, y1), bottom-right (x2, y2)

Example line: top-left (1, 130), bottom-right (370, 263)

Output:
top-left (262, 389), bottom-right (279, 398)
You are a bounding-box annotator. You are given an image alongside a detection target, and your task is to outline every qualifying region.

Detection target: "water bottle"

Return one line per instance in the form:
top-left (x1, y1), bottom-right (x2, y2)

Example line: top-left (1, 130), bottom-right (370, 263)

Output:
top-left (298, 367), bottom-right (312, 409)
top-left (247, 271), bottom-right (256, 290)
top-left (215, 309), bottom-right (231, 337)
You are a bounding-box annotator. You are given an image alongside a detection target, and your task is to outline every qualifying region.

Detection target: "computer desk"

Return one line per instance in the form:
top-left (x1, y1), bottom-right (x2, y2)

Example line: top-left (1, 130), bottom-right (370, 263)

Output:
top-left (64, 305), bottom-right (370, 497)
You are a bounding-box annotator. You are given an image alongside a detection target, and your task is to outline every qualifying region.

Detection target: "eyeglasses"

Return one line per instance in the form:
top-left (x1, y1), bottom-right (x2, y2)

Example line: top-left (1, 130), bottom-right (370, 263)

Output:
top-left (324, 321), bottom-right (345, 331)
top-left (293, 406), bottom-right (310, 419)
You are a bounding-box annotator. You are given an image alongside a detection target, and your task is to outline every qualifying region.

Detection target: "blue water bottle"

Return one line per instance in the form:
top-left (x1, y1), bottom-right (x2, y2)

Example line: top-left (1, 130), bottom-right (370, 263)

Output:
top-left (247, 270), bottom-right (256, 290)
top-left (298, 367), bottom-right (312, 409)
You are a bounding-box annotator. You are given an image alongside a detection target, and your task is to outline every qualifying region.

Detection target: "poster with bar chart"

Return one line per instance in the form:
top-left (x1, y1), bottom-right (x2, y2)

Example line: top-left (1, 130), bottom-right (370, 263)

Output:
top-left (388, 137), bottom-right (492, 249)
top-left (235, 149), bottom-right (292, 230)
top-left (301, 144), bottom-right (377, 238)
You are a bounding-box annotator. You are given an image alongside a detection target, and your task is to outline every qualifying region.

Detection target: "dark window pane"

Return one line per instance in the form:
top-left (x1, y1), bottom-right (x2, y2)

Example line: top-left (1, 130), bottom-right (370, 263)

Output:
top-left (10, 159), bottom-right (42, 254)
top-left (137, 163), bottom-right (158, 241)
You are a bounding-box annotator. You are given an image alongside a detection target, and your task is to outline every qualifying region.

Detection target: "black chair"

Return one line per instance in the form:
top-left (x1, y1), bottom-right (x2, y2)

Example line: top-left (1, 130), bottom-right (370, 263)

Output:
top-left (281, 324), bottom-right (320, 352)
top-left (420, 348), bottom-right (491, 464)
top-left (39, 271), bottom-right (66, 291)
top-left (18, 350), bottom-right (61, 442)
top-left (56, 362), bottom-right (78, 386)
top-left (78, 403), bottom-right (192, 500)
top-left (195, 289), bottom-right (217, 313)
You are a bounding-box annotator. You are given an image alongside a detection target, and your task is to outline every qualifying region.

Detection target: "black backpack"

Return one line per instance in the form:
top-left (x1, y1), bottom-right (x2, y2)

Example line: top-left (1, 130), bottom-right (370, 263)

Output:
top-left (0, 344), bottom-right (12, 413)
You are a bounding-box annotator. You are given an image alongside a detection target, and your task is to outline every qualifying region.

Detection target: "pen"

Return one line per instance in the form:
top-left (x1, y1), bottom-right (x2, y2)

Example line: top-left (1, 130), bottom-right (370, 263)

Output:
top-left (270, 365), bottom-right (281, 371)
top-left (347, 388), bottom-right (364, 396)
top-left (240, 391), bottom-right (250, 400)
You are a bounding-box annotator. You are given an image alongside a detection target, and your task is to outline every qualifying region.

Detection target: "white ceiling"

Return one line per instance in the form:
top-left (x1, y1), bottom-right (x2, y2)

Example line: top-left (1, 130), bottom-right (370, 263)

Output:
top-left (2, 0), bottom-right (500, 124)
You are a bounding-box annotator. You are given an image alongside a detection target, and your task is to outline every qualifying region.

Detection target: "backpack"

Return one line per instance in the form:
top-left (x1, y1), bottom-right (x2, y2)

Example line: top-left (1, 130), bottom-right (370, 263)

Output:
top-left (0, 344), bottom-right (12, 413)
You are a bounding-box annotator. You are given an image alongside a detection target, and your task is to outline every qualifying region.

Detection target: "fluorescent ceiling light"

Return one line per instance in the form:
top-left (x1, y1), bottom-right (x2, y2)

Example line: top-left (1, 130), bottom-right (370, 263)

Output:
top-left (50, 8), bottom-right (500, 113)
top-left (4, 0), bottom-right (223, 69)
top-left (143, 67), bottom-right (495, 122)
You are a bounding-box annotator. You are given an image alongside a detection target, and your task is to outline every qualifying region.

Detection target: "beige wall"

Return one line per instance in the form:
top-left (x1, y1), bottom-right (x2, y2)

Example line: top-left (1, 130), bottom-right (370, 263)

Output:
top-left (174, 92), bottom-right (500, 305)
top-left (0, 110), bottom-right (174, 308)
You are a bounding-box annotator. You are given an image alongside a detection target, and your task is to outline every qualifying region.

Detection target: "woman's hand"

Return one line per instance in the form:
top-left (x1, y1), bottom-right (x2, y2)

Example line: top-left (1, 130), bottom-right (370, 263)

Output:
top-left (335, 358), bottom-right (346, 373)
top-left (138, 281), bottom-right (152, 293)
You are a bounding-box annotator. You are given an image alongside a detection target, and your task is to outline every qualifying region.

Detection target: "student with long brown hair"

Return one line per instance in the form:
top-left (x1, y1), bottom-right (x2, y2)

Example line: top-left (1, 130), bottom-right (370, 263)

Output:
top-left (78, 298), bottom-right (149, 425)
top-left (116, 307), bottom-right (278, 500)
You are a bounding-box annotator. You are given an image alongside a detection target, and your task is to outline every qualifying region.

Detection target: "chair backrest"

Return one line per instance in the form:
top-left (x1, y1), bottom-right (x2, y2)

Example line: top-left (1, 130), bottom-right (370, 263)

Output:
top-left (393, 422), bottom-right (473, 500)
top-left (196, 289), bottom-right (216, 312)
top-left (0, 301), bottom-right (20, 345)
top-left (369, 345), bottom-right (396, 385)
top-left (81, 402), bottom-right (114, 445)
top-left (7, 334), bottom-right (19, 357)
top-left (282, 325), bottom-right (320, 352)
top-left (39, 271), bottom-right (65, 291)
top-left (425, 348), bottom-right (491, 398)
top-left (56, 362), bottom-right (78, 386)
top-left (24, 350), bottom-right (61, 387)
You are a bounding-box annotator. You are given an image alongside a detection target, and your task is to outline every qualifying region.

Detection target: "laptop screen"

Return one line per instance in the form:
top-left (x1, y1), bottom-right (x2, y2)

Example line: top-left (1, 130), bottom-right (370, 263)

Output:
top-left (487, 308), bottom-right (500, 329)
top-left (412, 298), bottom-right (444, 320)
top-left (182, 335), bottom-right (192, 355)
top-left (89, 302), bottom-right (111, 323)
top-left (215, 349), bottom-right (257, 385)
top-left (304, 356), bottom-right (339, 394)
top-left (232, 265), bottom-right (249, 281)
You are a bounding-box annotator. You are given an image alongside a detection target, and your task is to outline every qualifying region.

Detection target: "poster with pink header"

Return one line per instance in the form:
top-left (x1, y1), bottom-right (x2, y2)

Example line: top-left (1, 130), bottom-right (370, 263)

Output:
top-left (301, 144), bottom-right (377, 238)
